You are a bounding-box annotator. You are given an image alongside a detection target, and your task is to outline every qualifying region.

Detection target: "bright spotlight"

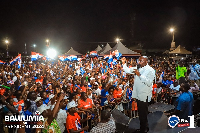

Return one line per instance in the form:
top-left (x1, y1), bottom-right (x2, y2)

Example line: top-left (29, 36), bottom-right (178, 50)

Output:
top-left (116, 38), bottom-right (120, 42)
top-left (5, 40), bottom-right (9, 44)
top-left (46, 39), bottom-right (49, 43)
top-left (33, 44), bottom-right (36, 47)
top-left (47, 48), bottom-right (57, 59)
top-left (170, 28), bottom-right (174, 32)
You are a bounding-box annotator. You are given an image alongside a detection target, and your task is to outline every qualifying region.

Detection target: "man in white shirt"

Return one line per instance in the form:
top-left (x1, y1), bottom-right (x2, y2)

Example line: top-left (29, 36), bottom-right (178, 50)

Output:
top-left (93, 82), bottom-right (101, 96)
top-left (122, 56), bottom-right (155, 133)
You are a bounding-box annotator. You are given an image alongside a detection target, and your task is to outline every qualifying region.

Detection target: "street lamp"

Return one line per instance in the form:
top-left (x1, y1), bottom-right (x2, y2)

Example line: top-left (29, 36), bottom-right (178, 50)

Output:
top-left (116, 38), bottom-right (120, 43)
top-left (46, 39), bottom-right (50, 47)
top-left (5, 39), bottom-right (9, 57)
top-left (170, 28), bottom-right (175, 42)
top-left (33, 44), bottom-right (36, 52)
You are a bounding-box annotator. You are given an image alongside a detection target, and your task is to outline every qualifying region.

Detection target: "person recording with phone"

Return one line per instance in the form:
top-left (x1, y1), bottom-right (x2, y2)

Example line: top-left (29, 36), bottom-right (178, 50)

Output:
top-left (121, 56), bottom-right (155, 133)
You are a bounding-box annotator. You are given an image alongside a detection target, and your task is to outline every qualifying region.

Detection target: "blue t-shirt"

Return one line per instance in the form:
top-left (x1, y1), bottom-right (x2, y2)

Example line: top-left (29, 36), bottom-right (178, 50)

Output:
top-left (101, 89), bottom-right (109, 106)
top-left (43, 97), bottom-right (49, 104)
top-left (166, 80), bottom-right (173, 85)
top-left (162, 80), bottom-right (168, 86)
top-left (23, 110), bottom-right (32, 133)
top-left (176, 91), bottom-right (193, 121)
top-left (126, 88), bottom-right (132, 103)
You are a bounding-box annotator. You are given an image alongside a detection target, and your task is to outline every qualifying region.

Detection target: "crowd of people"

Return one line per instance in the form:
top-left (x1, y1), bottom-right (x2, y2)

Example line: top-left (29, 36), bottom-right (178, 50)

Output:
top-left (0, 55), bottom-right (199, 133)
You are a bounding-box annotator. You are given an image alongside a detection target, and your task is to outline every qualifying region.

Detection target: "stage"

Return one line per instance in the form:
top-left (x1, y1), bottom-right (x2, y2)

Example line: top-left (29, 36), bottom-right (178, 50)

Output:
top-left (111, 104), bottom-right (199, 133)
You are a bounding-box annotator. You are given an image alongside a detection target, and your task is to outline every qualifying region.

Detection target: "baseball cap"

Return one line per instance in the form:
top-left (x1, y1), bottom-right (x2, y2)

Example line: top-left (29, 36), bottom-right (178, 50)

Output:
top-left (35, 97), bottom-right (42, 102)
top-left (64, 96), bottom-right (69, 99)
top-left (37, 104), bottom-right (50, 114)
top-left (48, 94), bottom-right (55, 100)
top-left (94, 82), bottom-right (99, 86)
top-left (15, 70), bottom-right (19, 73)
top-left (67, 101), bottom-right (77, 109)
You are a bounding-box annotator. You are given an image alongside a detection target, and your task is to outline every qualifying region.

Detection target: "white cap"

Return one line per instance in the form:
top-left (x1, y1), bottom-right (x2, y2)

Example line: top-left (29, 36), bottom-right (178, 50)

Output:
top-left (94, 82), bottom-right (99, 86)
top-left (36, 104), bottom-right (50, 114)
top-left (67, 101), bottom-right (77, 109)
top-left (64, 96), bottom-right (69, 99)
top-left (35, 97), bottom-right (42, 102)
top-left (15, 70), bottom-right (19, 73)
top-left (48, 94), bottom-right (55, 100)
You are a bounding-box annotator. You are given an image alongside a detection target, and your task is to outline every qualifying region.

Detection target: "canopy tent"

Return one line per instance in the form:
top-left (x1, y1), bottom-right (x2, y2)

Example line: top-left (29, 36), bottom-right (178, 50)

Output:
top-left (163, 50), bottom-right (170, 54)
top-left (94, 45), bottom-right (102, 53)
top-left (65, 47), bottom-right (82, 56)
top-left (104, 41), bottom-right (141, 56)
top-left (169, 45), bottom-right (192, 54)
top-left (98, 43), bottom-right (112, 55)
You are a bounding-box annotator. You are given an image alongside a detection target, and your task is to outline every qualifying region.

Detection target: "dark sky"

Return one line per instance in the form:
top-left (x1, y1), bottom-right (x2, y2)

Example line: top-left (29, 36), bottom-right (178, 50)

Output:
top-left (0, 0), bottom-right (199, 55)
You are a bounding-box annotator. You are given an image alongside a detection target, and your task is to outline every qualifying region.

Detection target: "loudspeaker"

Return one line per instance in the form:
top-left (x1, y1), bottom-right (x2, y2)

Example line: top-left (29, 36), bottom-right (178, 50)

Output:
top-left (111, 109), bottom-right (131, 133)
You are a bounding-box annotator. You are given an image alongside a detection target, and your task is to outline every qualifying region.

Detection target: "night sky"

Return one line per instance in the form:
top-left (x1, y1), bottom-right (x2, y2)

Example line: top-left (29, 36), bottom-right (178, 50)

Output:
top-left (0, 0), bottom-right (199, 55)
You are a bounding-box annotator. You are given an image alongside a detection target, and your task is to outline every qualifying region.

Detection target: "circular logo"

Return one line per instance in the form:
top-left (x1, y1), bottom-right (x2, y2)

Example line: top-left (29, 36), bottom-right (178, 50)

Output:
top-left (168, 115), bottom-right (180, 128)
top-left (35, 111), bottom-right (41, 116)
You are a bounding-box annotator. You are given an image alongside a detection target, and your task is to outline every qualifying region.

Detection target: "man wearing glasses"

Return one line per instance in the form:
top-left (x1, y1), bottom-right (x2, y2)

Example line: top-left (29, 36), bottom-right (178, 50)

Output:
top-left (122, 56), bottom-right (155, 133)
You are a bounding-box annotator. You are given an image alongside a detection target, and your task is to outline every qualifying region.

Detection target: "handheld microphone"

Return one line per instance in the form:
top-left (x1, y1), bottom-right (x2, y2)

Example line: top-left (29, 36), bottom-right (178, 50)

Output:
top-left (137, 64), bottom-right (141, 70)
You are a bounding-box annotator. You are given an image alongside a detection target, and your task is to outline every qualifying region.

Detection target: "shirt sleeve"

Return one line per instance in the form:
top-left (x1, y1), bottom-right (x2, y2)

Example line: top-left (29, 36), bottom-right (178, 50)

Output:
top-left (139, 68), bottom-right (155, 87)
top-left (122, 64), bottom-right (136, 74)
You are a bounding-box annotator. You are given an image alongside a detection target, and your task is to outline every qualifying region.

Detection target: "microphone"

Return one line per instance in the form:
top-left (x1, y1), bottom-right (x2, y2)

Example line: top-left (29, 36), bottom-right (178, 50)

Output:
top-left (137, 64), bottom-right (141, 70)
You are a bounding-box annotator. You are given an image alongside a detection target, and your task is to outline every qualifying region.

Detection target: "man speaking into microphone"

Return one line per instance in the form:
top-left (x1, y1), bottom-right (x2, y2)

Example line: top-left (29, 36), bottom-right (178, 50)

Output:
top-left (121, 56), bottom-right (155, 133)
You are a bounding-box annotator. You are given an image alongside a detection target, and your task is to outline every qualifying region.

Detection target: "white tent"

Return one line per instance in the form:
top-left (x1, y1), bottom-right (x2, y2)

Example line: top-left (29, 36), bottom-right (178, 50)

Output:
top-left (94, 45), bottom-right (102, 53)
top-left (65, 47), bottom-right (82, 56)
top-left (169, 45), bottom-right (192, 54)
top-left (104, 41), bottom-right (140, 56)
top-left (98, 43), bottom-right (112, 55)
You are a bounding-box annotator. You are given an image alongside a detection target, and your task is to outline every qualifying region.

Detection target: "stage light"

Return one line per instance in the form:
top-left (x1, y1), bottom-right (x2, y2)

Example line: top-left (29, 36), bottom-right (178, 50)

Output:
top-left (47, 48), bottom-right (57, 59)
top-left (170, 28), bottom-right (174, 32)
top-left (5, 40), bottom-right (9, 44)
top-left (46, 39), bottom-right (49, 43)
top-left (116, 38), bottom-right (120, 42)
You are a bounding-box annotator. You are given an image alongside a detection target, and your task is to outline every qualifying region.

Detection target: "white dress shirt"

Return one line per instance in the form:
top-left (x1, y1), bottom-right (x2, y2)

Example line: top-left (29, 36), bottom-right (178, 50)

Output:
top-left (123, 63), bottom-right (155, 102)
